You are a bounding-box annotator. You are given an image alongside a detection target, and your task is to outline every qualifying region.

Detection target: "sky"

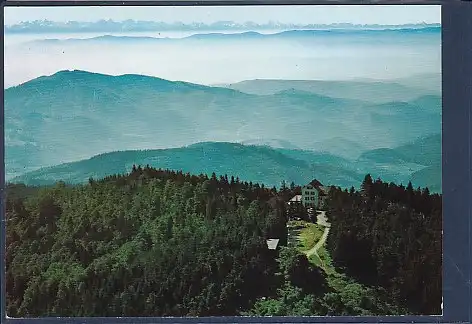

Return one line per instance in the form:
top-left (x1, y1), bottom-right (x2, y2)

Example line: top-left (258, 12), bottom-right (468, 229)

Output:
top-left (4, 5), bottom-right (441, 26)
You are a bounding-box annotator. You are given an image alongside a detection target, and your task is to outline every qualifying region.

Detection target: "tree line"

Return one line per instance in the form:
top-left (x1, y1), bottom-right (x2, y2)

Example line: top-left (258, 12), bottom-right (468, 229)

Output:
top-left (325, 174), bottom-right (442, 315)
top-left (5, 166), bottom-right (441, 316)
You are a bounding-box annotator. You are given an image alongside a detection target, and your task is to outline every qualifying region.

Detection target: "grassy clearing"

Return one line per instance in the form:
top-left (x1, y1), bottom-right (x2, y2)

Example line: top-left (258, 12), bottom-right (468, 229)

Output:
top-left (308, 253), bottom-right (323, 268)
top-left (287, 220), bottom-right (308, 228)
top-left (287, 220), bottom-right (332, 272)
top-left (312, 246), bottom-right (336, 275)
top-left (299, 223), bottom-right (324, 251)
top-left (291, 220), bottom-right (404, 314)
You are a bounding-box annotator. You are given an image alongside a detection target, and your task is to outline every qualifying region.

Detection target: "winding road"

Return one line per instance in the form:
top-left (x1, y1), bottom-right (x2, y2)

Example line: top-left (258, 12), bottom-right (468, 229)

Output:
top-left (304, 211), bottom-right (330, 262)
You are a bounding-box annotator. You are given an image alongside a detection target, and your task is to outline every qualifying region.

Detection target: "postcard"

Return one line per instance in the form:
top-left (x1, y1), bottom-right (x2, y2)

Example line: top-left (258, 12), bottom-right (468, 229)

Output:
top-left (3, 5), bottom-right (442, 317)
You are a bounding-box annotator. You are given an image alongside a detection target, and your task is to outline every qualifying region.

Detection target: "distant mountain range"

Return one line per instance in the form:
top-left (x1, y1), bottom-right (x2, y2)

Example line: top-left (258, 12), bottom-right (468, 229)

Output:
top-left (220, 74), bottom-right (441, 103)
top-left (4, 20), bottom-right (441, 34)
top-left (10, 142), bottom-right (358, 187)
top-left (11, 135), bottom-right (441, 192)
top-left (24, 27), bottom-right (441, 47)
top-left (5, 70), bottom-right (441, 191)
top-left (359, 133), bottom-right (441, 166)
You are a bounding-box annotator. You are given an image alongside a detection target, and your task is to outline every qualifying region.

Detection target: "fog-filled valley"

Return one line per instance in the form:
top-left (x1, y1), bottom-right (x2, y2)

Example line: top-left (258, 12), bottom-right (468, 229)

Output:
top-left (4, 28), bottom-right (442, 192)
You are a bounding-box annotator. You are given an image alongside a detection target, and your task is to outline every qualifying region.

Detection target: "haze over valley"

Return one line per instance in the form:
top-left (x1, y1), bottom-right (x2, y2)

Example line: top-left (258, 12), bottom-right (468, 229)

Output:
top-left (4, 27), bottom-right (440, 87)
top-left (4, 25), bottom-right (442, 192)
top-left (3, 6), bottom-right (444, 318)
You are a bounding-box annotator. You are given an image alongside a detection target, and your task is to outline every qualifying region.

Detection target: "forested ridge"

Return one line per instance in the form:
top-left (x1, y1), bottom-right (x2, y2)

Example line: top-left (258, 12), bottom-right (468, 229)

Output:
top-left (325, 175), bottom-right (442, 315)
top-left (5, 166), bottom-right (441, 317)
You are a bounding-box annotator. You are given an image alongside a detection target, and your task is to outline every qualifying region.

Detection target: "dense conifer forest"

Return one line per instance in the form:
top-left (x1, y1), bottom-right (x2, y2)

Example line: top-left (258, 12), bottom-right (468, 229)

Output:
top-left (4, 166), bottom-right (442, 317)
top-left (325, 175), bottom-right (442, 315)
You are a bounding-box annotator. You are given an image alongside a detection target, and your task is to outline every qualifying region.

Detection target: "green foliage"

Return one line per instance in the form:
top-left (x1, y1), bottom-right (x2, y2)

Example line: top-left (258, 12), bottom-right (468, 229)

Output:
top-left (298, 223), bottom-right (324, 251)
top-left (246, 283), bottom-right (322, 316)
top-left (5, 167), bottom-right (287, 317)
top-left (5, 168), bottom-right (441, 317)
top-left (246, 249), bottom-right (330, 317)
top-left (325, 177), bottom-right (442, 314)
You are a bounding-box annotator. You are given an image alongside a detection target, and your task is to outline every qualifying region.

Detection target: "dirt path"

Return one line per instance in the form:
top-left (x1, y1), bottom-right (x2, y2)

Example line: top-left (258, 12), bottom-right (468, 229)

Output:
top-left (304, 211), bottom-right (330, 260)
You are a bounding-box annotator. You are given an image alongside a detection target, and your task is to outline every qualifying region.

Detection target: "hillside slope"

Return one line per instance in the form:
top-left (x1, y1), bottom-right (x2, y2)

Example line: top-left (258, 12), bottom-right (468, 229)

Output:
top-left (222, 78), bottom-right (440, 104)
top-left (5, 70), bottom-right (442, 180)
top-left (358, 134), bottom-right (441, 191)
top-left (11, 141), bottom-right (440, 192)
top-left (11, 142), bottom-right (364, 188)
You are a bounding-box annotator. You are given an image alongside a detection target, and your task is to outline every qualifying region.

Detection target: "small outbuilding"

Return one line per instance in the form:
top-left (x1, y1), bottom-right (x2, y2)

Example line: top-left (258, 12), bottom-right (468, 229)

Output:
top-left (266, 239), bottom-right (280, 250)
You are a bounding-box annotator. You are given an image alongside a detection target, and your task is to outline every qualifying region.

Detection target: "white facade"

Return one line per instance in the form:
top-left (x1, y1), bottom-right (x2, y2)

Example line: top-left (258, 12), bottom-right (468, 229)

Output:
top-left (301, 180), bottom-right (328, 209)
top-left (302, 185), bottom-right (320, 207)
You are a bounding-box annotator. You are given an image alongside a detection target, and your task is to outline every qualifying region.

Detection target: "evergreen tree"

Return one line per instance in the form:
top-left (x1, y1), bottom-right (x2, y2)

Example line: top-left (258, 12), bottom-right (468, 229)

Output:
top-left (361, 174), bottom-right (373, 196)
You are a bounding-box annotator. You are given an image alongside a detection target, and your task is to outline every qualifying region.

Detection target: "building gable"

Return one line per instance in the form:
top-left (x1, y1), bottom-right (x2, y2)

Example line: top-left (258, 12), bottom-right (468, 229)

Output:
top-left (309, 179), bottom-right (324, 188)
top-left (305, 179), bottom-right (328, 195)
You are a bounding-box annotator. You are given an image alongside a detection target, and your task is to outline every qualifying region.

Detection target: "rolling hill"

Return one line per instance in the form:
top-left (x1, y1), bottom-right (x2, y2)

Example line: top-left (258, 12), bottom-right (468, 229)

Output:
top-left (11, 142), bottom-right (365, 188)
top-left (410, 164), bottom-right (442, 193)
top-left (5, 70), bottom-right (442, 184)
top-left (359, 133), bottom-right (441, 166)
top-left (393, 133), bottom-right (442, 166)
top-left (219, 77), bottom-right (441, 104)
top-left (358, 133), bottom-right (441, 192)
top-left (392, 73), bottom-right (441, 93)
top-left (11, 141), bottom-right (440, 192)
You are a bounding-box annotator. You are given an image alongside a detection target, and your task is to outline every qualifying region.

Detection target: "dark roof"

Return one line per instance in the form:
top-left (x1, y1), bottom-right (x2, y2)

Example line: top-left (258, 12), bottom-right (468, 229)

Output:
top-left (304, 179), bottom-right (329, 195)
top-left (309, 179), bottom-right (324, 187)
